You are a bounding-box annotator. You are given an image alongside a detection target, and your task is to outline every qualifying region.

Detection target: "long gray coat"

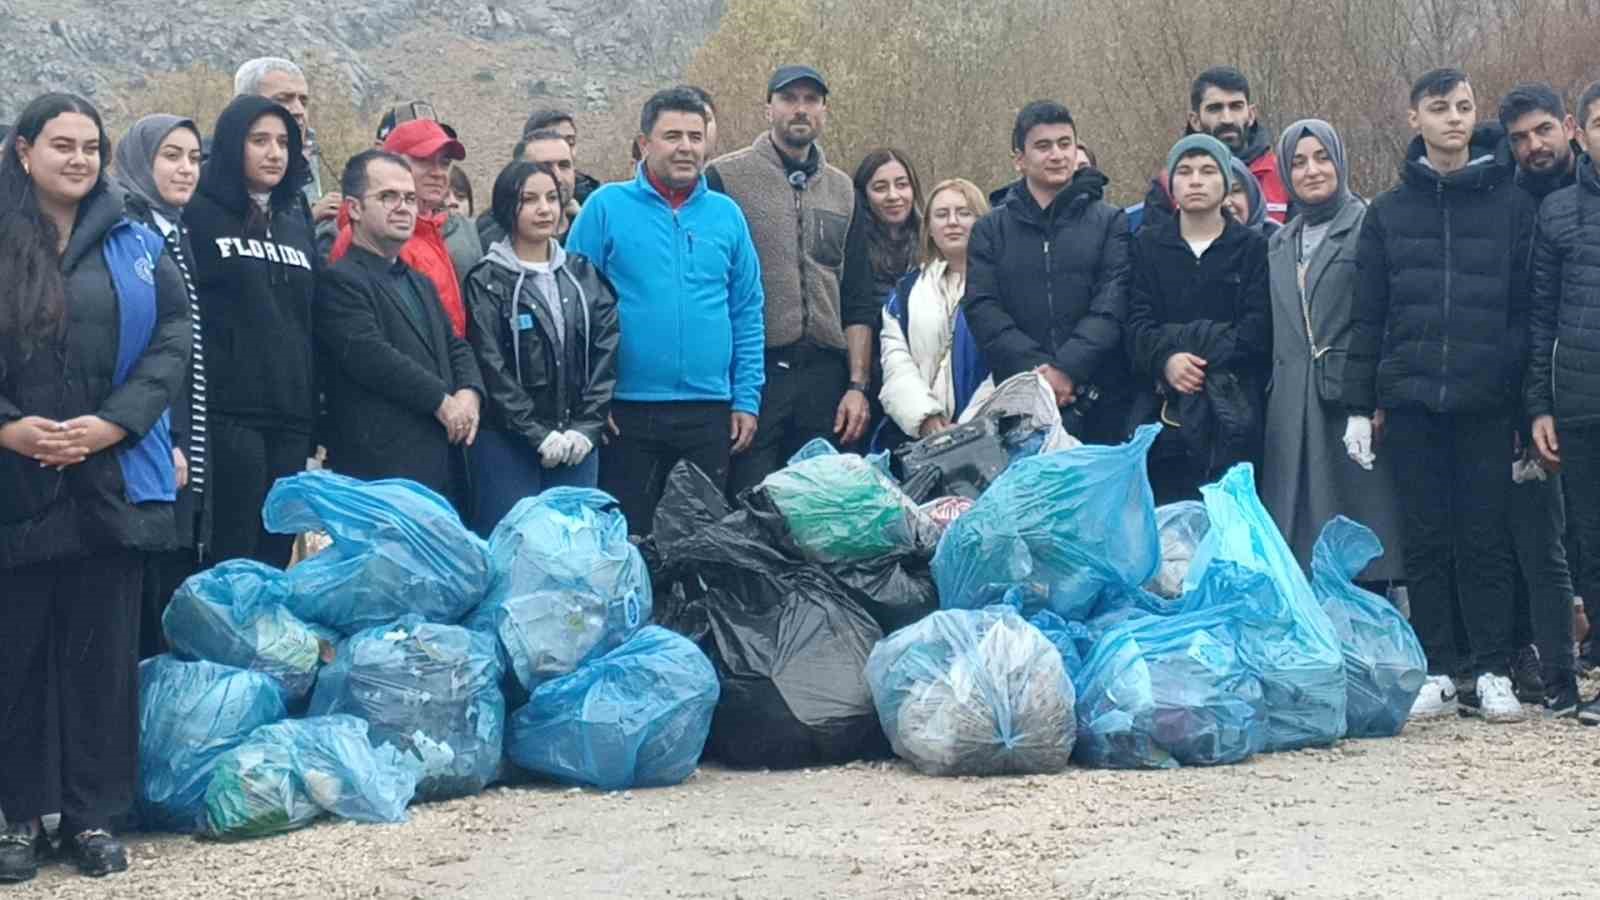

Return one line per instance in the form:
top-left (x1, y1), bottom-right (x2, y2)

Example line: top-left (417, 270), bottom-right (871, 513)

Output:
top-left (1262, 199), bottom-right (1404, 580)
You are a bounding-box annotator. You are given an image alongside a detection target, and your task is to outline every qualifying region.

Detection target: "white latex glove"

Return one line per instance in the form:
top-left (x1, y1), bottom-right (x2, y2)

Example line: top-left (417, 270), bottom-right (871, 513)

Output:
top-left (1343, 415), bottom-right (1375, 471)
top-left (538, 431), bottom-right (571, 469)
top-left (562, 430), bottom-right (594, 466)
top-left (1512, 457), bottom-right (1548, 484)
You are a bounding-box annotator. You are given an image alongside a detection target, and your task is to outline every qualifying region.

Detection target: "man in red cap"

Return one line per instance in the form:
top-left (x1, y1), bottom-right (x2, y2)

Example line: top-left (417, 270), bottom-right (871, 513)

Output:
top-left (330, 118), bottom-right (480, 337)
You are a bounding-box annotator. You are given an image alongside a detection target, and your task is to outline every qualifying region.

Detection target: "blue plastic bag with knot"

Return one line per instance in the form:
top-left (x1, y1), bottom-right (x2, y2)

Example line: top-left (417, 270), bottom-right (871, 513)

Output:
top-left (932, 425), bottom-right (1160, 620)
top-left (137, 656), bottom-right (288, 831)
top-left (506, 626), bottom-right (719, 790)
top-left (162, 560), bottom-right (325, 702)
top-left (469, 488), bottom-right (651, 691)
top-left (264, 473), bottom-right (494, 636)
top-left (1311, 517), bottom-right (1426, 738)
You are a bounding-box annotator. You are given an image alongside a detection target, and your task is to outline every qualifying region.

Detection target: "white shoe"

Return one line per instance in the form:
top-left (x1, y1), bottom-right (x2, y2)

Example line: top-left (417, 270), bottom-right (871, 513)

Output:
top-left (1467, 673), bottom-right (1527, 724)
top-left (1409, 674), bottom-right (1459, 720)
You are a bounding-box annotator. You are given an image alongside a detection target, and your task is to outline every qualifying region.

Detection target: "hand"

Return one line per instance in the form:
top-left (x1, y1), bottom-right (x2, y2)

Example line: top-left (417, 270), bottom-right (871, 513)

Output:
top-left (452, 389), bottom-right (481, 446)
top-left (1532, 415), bottom-right (1560, 468)
top-left (173, 447), bottom-right (189, 489)
top-left (833, 388), bottom-right (870, 446)
top-left (731, 412), bottom-right (758, 454)
top-left (1163, 353), bottom-right (1208, 395)
top-left (1344, 415), bottom-right (1375, 470)
top-left (562, 430), bottom-right (594, 465)
top-left (311, 192), bottom-right (343, 223)
top-left (918, 415), bottom-right (952, 438)
top-left (1035, 364), bottom-right (1076, 407)
top-left (434, 394), bottom-right (472, 445)
top-left (538, 431), bottom-right (571, 468)
top-left (0, 416), bottom-right (84, 468)
top-left (57, 415), bottom-right (127, 457)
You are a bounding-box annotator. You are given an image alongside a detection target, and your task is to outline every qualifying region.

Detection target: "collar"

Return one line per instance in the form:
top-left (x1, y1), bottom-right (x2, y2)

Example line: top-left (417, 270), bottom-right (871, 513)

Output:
top-left (645, 165), bottom-right (695, 209)
top-left (346, 243), bottom-right (408, 276)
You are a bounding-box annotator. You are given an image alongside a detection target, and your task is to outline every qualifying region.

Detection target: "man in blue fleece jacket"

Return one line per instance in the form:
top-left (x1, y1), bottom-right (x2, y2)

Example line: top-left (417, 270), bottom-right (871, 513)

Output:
top-left (566, 86), bottom-right (765, 536)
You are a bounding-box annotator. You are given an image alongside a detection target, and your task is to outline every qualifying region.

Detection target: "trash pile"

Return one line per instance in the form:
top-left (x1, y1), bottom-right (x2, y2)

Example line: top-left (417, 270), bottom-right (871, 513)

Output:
top-left (140, 371), bottom-right (1430, 843)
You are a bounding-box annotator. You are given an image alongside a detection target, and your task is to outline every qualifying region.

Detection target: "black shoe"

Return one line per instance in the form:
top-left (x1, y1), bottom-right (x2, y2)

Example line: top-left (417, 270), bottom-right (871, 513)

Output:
top-left (0, 825), bottom-right (47, 884)
top-left (65, 830), bottom-right (126, 878)
top-left (1545, 677), bottom-right (1581, 719)
top-left (1512, 645), bottom-right (1545, 704)
top-left (1579, 693), bottom-right (1600, 727)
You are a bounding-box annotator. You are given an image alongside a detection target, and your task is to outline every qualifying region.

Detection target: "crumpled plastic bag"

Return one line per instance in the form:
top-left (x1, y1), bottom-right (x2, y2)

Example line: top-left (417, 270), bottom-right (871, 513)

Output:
top-left (1026, 609), bottom-right (1093, 681)
top-left (867, 607), bottom-right (1076, 776)
top-left (137, 656), bottom-right (288, 831)
top-left (958, 372), bottom-right (1082, 458)
top-left (469, 489), bottom-right (651, 691)
top-left (933, 425), bottom-right (1161, 620)
top-left (750, 442), bottom-right (934, 564)
top-left (507, 626), bottom-right (719, 790)
top-left (264, 473), bottom-right (494, 635)
top-left (1311, 517), bottom-right (1426, 738)
top-left (163, 560), bottom-right (325, 701)
top-left (1146, 501), bottom-right (1210, 600)
top-left (308, 616), bottom-right (504, 801)
top-left (202, 715), bottom-right (421, 839)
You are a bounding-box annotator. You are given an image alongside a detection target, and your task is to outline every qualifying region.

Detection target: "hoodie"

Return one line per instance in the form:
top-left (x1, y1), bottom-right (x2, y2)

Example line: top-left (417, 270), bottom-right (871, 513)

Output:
top-left (184, 95), bottom-right (319, 432)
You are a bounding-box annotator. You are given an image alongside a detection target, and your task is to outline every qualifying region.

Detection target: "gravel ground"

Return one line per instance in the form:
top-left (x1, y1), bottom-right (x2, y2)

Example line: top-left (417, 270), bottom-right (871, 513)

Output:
top-left (14, 693), bottom-right (1600, 900)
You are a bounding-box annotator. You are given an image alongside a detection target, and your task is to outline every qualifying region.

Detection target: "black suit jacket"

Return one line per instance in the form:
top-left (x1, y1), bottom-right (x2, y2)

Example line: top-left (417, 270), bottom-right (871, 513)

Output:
top-left (316, 245), bottom-right (484, 505)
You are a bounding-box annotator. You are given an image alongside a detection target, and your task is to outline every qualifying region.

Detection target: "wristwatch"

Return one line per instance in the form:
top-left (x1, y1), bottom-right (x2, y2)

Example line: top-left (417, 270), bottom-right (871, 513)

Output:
top-left (847, 381), bottom-right (870, 395)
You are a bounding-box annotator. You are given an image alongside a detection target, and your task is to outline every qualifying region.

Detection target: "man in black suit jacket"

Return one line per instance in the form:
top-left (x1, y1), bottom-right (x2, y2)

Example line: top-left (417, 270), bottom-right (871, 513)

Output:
top-left (316, 150), bottom-right (484, 511)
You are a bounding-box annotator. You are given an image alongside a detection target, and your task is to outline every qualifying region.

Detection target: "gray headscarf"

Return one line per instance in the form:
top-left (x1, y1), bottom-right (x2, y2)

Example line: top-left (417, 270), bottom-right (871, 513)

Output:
top-left (1275, 118), bottom-right (1352, 225)
top-left (1228, 158), bottom-right (1267, 231)
top-left (113, 114), bottom-right (200, 222)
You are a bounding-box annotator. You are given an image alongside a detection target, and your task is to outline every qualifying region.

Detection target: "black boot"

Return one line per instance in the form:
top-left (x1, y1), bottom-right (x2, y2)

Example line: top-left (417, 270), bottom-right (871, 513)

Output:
top-left (65, 830), bottom-right (127, 878)
top-left (0, 824), bottom-right (48, 884)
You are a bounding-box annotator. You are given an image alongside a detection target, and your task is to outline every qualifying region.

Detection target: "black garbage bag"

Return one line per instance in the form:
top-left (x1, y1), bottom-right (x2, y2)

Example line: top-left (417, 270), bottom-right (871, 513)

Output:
top-left (651, 462), bottom-right (890, 768)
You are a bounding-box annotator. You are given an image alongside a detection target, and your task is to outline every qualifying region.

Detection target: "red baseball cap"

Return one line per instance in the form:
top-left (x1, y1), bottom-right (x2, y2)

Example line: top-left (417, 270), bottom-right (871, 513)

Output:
top-left (383, 119), bottom-right (466, 161)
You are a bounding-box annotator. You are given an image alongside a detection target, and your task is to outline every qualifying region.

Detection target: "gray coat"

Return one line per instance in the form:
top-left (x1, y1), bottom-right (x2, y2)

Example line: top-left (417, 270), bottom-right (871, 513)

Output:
top-left (1262, 199), bottom-right (1404, 580)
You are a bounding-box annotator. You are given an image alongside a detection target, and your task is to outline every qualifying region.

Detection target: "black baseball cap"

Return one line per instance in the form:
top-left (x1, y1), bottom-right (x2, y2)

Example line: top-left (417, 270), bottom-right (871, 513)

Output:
top-left (767, 65), bottom-right (829, 98)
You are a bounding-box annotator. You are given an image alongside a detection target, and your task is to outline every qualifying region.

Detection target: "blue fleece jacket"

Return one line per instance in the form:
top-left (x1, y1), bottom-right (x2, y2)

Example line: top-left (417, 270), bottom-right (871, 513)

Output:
top-left (566, 165), bottom-right (766, 415)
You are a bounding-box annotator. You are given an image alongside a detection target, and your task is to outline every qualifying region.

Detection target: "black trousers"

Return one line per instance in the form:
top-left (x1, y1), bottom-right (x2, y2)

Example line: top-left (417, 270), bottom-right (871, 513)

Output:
top-left (0, 552), bottom-right (142, 833)
top-left (1508, 468), bottom-right (1576, 679)
top-left (1558, 425), bottom-right (1600, 646)
top-left (601, 400), bottom-right (732, 537)
top-left (140, 548), bottom-right (201, 660)
top-left (1385, 409), bottom-right (1517, 677)
top-left (728, 345), bottom-right (849, 497)
top-left (208, 417), bottom-right (310, 567)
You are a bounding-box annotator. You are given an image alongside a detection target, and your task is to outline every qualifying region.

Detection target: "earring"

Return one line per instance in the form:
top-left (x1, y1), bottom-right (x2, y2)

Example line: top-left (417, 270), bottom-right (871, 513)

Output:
top-left (21, 160), bottom-right (29, 176)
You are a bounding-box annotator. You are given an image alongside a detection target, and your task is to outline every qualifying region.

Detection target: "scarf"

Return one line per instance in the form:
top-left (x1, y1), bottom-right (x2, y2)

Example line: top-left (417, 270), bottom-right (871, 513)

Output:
top-left (1275, 119), bottom-right (1353, 225)
top-left (1228, 158), bottom-right (1267, 230)
top-left (112, 115), bottom-right (199, 223)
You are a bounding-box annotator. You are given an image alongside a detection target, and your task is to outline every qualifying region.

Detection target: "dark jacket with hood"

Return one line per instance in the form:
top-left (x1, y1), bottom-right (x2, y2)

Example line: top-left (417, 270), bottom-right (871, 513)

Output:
top-left (464, 239), bottom-right (619, 447)
top-left (1349, 126), bottom-right (1538, 414)
top-left (961, 169), bottom-right (1132, 440)
top-left (184, 95), bottom-right (319, 433)
top-left (1526, 155), bottom-right (1600, 427)
top-left (0, 187), bottom-right (190, 569)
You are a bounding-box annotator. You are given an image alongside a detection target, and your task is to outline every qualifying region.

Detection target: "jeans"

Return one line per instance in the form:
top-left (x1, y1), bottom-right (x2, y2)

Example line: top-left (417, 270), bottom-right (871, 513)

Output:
top-left (467, 428), bottom-right (600, 538)
top-left (601, 400), bottom-right (732, 537)
top-left (728, 345), bottom-right (848, 496)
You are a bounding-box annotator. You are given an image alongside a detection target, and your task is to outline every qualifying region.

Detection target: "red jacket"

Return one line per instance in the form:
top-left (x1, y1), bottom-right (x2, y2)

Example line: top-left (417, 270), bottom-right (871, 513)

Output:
top-left (329, 208), bottom-right (467, 337)
top-left (1247, 148), bottom-right (1289, 224)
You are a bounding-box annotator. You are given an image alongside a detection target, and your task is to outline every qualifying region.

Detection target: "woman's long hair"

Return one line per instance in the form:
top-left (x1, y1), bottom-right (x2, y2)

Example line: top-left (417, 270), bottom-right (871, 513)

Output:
top-left (852, 148), bottom-right (923, 283)
top-left (491, 160), bottom-right (568, 240)
top-left (0, 93), bottom-right (110, 357)
top-left (917, 178), bottom-right (990, 267)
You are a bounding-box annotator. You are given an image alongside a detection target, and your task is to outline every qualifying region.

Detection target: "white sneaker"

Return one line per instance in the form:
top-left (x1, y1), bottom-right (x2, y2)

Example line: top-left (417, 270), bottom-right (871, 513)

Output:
top-left (1409, 674), bottom-right (1459, 720)
top-left (1466, 673), bottom-right (1527, 724)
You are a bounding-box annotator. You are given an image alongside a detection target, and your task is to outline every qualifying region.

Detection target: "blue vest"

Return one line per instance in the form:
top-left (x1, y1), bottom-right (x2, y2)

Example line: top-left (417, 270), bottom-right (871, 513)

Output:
top-left (104, 219), bottom-right (177, 504)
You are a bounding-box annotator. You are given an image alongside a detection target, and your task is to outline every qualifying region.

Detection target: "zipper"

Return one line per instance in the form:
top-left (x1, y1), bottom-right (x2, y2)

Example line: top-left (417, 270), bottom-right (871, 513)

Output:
top-left (1043, 237), bottom-right (1058, 350)
top-left (1551, 338), bottom-right (1560, 413)
top-left (1438, 179), bottom-right (1451, 410)
top-left (795, 190), bottom-right (809, 341)
top-left (674, 209), bottom-right (686, 390)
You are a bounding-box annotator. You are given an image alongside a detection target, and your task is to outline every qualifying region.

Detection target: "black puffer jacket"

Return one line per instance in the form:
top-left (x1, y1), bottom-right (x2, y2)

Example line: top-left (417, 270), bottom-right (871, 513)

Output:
top-left (1349, 128), bottom-right (1537, 413)
top-left (961, 170), bottom-right (1131, 435)
top-left (1526, 157), bottom-right (1600, 426)
top-left (463, 242), bottom-right (619, 447)
top-left (0, 187), bottom-right (190, 569)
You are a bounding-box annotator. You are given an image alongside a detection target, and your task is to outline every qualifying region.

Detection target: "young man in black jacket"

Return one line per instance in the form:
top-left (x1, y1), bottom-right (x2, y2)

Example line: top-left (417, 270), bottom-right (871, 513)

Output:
top-left (962, 100), bottom-right (1132, 444)
top-left (315, 150), bottom-right (484, 513)
top-left (1526, 80), bottom-right (1600, 723)
top-left (1351, 68), bottom-right (1538, 724)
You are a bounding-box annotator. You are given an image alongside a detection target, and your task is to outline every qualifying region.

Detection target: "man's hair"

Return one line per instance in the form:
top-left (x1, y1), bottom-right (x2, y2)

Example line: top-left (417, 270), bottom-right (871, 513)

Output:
top-left (1190, 66), bottom-right (1250, 112)
top-left (1578, 80), bottom-right (1600, 126)
top-left (1410, 67), bottom-right (1471, 107)
top-left (522, 107), bottom-right (574, 140)
top-left (491, 160), bottom-right (570, 235)
top-left (340, 149), bottom-right (410, 203)
top-left (1078, 143), bottom-right (1097, 167)
top-left (512, 128), bottom-right (568, 162)
top-left (234, 57), bottom-right (305, 97)
top-left (1011, 100), bottom-right (1074, 153)
top-left (681, 84), bottom-right (717, 115)
top-left (448, 166), bottom-right (473, 209)
top-left (639, 87), bottom-right (707, 137)
top-left (1498, 82), bottom-right (1565, 130)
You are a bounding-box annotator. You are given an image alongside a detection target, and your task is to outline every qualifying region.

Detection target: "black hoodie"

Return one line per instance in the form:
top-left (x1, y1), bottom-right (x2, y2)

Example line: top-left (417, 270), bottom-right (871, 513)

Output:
top-left (1348, 125), bottom-right (1537, 414)
top-left (184, 95), bottom-right (318, 432)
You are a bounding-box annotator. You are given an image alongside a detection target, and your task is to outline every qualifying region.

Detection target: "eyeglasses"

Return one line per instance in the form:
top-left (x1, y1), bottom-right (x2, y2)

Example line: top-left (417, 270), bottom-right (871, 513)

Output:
top-left (368, 190), bottom-right (419, 210)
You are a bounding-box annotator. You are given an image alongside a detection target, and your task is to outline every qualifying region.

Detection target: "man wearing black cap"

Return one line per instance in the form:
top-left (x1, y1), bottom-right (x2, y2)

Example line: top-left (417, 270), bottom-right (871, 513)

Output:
top-left (707, 64), bottom-right (876, 493)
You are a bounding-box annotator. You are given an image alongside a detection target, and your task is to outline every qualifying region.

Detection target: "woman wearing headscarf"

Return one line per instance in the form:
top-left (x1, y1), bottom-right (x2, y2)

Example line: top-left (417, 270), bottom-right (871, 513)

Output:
top-left (1260, 119), bottom-right (1403, 584)
top-left (114, 114), bottom-right (210, 657)
top-left (1226, 157), bottom-right (1282, 238)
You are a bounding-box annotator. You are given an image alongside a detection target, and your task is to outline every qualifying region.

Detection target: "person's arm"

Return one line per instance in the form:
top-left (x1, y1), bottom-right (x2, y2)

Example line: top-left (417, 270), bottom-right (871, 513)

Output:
top-left (1526, 203), bottom-right (1562, 420)
top-left (726, 211), bottom-right (767, 416)
top-left (572, 267), bottom-right (621, 444)
top-left (464, 276), bottom-right (553, 446)
top-left (878, 301), bottom-right (944, 436)
top-left (1055, 208), bottom-right (1131, 385)
top-left (564, 196), bottom-right (607, 268)
top-left (960, 216), bottom-right (1051, 376)
top-left (99, 253), bottom-right (190, 443)
top-left (1347, 201), bottom-right (1391, 413)
top-left (315, 268), bottom-right (452, 417)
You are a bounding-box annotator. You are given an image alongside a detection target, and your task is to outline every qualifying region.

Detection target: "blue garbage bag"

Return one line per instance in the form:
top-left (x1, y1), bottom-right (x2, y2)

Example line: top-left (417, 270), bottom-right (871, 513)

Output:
top-left (137, 656), bottom-right (288, 831)
top-left (308, 616), bottom-right (504, 801)
top-left (1311, 517), bottom-right (1426, 738)
top-left (1026, 610), bottom-right (1094, 681)
top-left (1146, 501), bottom-right (1210, 600)
top-left (471, 489), bottom-right (651, 691)
top-left (163, 560), bottom-right (326, 701)
top-left (202, 715), bottom-right (421, 839)
top-left (264, 473), bottom-right (494, 635)
top-left (933, 425), bottom-right (1160, 619)
top-left (506, 626), bottom-right (719, 790)
top-left (866, 607), bottom-right (1076, 776)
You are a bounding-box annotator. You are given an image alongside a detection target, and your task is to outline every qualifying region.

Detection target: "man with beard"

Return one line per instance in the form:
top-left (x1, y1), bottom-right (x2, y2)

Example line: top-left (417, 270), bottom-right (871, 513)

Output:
top-left (1501, 82), bottom-right (1582, 201)
top-left (706, 65), bottom-right (877, 493)
top-left (1137, 66), bottom-right (1289, 234)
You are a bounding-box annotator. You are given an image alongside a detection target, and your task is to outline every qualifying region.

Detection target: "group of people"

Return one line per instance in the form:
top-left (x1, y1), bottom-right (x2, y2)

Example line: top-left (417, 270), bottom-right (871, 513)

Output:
top-left (2, 51), bottom-right (1599, 883)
